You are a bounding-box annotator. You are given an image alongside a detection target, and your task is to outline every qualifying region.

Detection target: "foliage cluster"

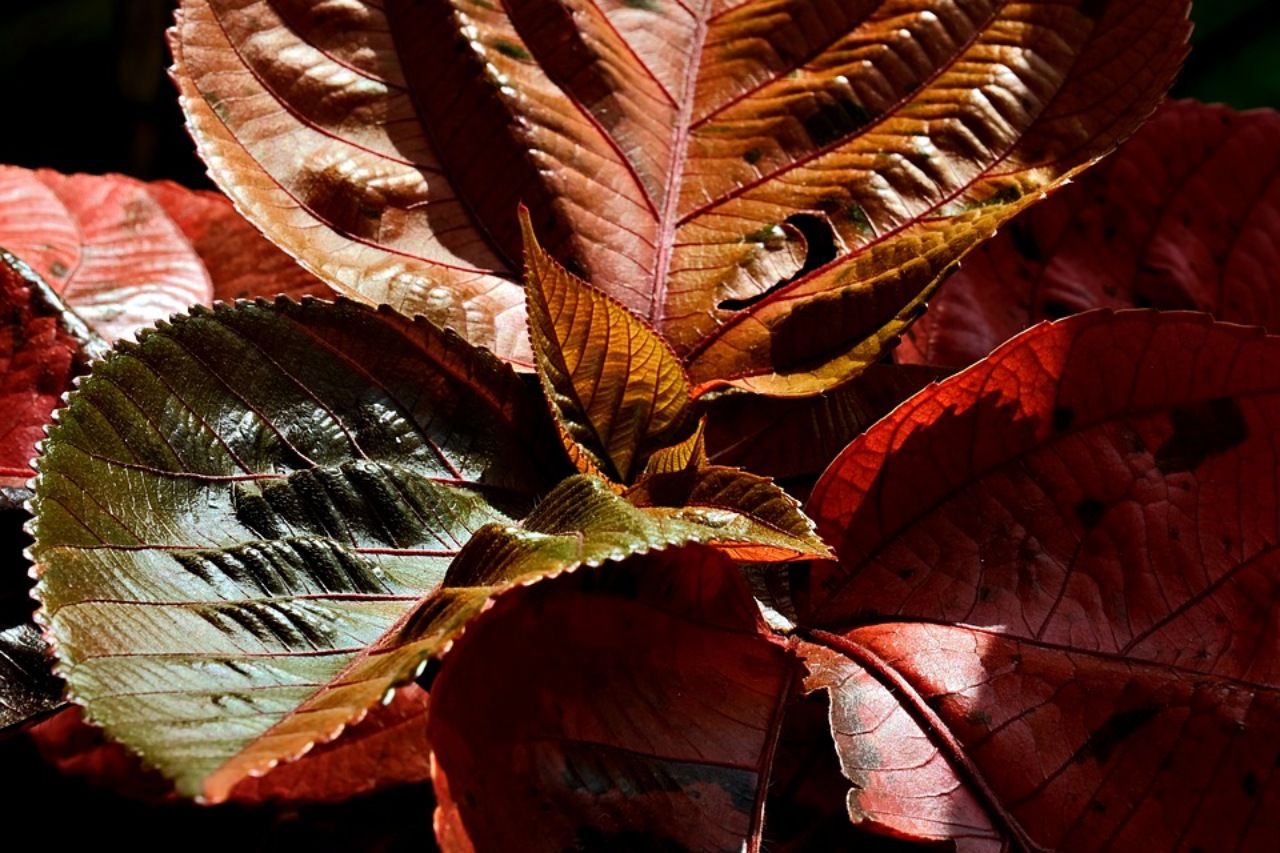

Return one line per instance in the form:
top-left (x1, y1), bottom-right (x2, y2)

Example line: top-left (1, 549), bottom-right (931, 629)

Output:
top-left (1, 1), bottom-right (1278, 850)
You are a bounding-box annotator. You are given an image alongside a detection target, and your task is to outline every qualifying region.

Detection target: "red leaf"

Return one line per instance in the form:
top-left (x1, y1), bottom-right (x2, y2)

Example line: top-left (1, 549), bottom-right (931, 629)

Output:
top-left (143, 180), bottom-right (331, 303)
top-left (29, 684), bottom-right (433, 805)
top-left (801, 311), bottom-right (1280, 850)
top-left (0, 254), bottom-right (96, 492)
top-left (22, 170), bottom-right (212, 343)
top-left (428, 548), bottom-right (797, 852)
top-left (901, 101), bottom-right (1280, 367)
top-left (0, 167), bottom-right (331, 346)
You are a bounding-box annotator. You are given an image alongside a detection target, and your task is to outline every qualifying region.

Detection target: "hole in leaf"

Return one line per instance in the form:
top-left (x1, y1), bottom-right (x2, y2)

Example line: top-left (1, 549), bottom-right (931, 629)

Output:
top-left (718, 214), bottom-right (838, 311)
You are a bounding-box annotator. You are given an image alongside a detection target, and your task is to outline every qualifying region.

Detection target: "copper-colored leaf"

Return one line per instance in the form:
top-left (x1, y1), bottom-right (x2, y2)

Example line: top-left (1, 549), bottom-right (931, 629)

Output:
top-left (801, 311), bottom-right (1280, 850)
top-left (172, 0), bottom-right (1190, 391)
top-left (625, 459), bottom-right (831, 563)
top-left (428, 548), bottom-right (798, 852)
top-left (522, 208), bottom-right (692, 482)
top-left (901, 101), bottom-right (1280, 367)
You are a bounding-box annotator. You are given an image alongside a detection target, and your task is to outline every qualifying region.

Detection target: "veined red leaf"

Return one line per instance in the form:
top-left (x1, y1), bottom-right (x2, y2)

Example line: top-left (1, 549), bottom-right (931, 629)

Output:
top-left (428, 548), bottom-right (799, 852)
top-left (141, 179), bottom-right (333, 303)
top-left (0, 167), bottom-right (331, 344)
top-left (801, 311), bottom-right (1280, 851)
top-left (171, 0), bottom-right (1190, 392)
top-left (521, 208), bottom-right (692, 482)
top-left (30, 298), bottom-right (560, 801)
top-left (0, 253), bottom-right (100, 495)
top-left (901, 101), bottom-right (1280, 367)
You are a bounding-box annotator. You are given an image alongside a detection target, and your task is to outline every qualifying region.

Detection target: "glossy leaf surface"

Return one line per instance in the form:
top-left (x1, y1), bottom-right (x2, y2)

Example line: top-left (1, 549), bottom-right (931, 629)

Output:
top-left (172, 0), bottom-right (1190, 391)
top-left (901, 101), bottom-right (1280, 367)
top-left (30, 298), bottom-right (555, 801)
top-left (802, 312), bottom-right (1280, 850)
top-left (429, 547), bottom-right (798, 852)
top-left (522, 208), bottom-right (691, 481)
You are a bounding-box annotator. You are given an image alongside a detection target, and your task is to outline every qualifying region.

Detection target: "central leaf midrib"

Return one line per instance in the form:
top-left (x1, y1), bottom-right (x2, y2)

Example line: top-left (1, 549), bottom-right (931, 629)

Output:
top-left (650, 0), bottom-right (713, 329)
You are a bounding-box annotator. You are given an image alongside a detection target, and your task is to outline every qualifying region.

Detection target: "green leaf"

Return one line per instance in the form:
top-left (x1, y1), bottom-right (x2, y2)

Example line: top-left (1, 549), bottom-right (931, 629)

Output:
top-left (393, 471), bottom-right (825, 671)
top-left (29, 297), bottom-right (560, 801)
top-left (521, 208), bottom-right (693, 482)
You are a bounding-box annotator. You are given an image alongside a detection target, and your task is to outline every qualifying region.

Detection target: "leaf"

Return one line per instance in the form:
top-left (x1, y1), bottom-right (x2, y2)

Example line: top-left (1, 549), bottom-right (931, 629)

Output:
top-left (522, 208), bottom-right (692, 482)
top-left (702, 363), bottom-right (944, 488)
top-left (0, 252), bottom-right (99, 493)
top-left (1, 501), bottom-right (64, 734)
top-left (799, 311), bottom-right (1280, 850)
top-left (0, 167), bottom-right (331, 344)
top-left (428, 547), bottom-right (799, 852)
top-left (29, 684), bottom-right (433, 805)
top-left (172, 0), bottom-right (1191, 391)
top-left (624, 448), bottom-right (832, 563)
top-left (141, 180), bottom-right (333, 303)
top-left (0, 167), bottom-right (211, 343)
top-left (29, 297), bottom-right (559, 802)
top-left (900, 101), bottom-right (1280, 367)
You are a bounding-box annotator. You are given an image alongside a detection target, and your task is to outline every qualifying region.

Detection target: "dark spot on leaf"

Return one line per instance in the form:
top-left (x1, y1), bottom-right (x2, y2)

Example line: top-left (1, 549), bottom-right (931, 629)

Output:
top-left (967, 709), bottom-right (992, 727)
top-left (1075, 497), bottom-right (1106, 528)
top-left (573, 827), bottom-right (686, 852)
top-left (977, 586), bottom-right (995, 602)
top-left (1168, 525), bottom-right (1180, 541)
top-left (1052, 406), bottom-right (1075, 432)
top-left (743, 147), bottom-right (763, 165)
top-left (845, 201), bottom-right (872, 235)
top-left (492, 39), bottom-right (531, 60)
top-left (1090, 799), bottom-right (1107, 813)
top-left (618, 0), bottom-right (660, 10)
top-left (1008, 221), bottom-right (1042, 262)
top-left (49, 261), bottom-right (69, 279)
top-left (1041, 300), bottom-right (1072, 320)
top-left (1243, 771), bottom-right (1259, 797)
top-left (896, 567), bottom-right (915, 580)
top-left (1074, 706), bottom-right (1160, 764)
top-left (802, 95), bottom-right (877, 148)
top-left (1079, 0), bottom-right (1107, 21)
top-left (1154, 398), bottom-right (1249, 473)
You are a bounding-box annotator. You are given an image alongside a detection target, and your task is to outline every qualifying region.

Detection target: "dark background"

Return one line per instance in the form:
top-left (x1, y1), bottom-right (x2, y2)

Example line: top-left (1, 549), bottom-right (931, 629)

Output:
top-left (0, 0), bottom-right (1277, 185)
top-left (0, 1), bottom-right (1276, 849)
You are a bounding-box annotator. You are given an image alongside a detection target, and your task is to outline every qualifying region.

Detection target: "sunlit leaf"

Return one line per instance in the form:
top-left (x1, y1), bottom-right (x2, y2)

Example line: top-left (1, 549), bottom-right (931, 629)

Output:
top-left (172, 0), bottom-right (1191, 391)
top-left (30, 298), bottom-right (559, 801)
top-left (800, 311), bottom-right (1280, 850)
top-left (901, 101), bottom-right (1280, 367)
top-left (429, 547), bottom-right (798, 852)
top-left (522, 208), bottom-right (692, 482)
top-left (142, 179), bottom-right (332, 303)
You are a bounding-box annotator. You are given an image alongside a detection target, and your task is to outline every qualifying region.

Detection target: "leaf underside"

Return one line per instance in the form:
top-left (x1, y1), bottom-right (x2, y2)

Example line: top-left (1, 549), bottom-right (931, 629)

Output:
top-left (30, 297), bottom-right (556, 801)
top-left (801, 311), bottom-right (1280, 851)
top-left (172, 0), bottom-right (1190, 392)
